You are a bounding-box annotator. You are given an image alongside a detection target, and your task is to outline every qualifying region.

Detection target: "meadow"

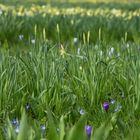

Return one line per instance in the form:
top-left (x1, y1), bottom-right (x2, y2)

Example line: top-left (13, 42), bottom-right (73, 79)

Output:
top-left (0, 1), bottom-right (140, 140)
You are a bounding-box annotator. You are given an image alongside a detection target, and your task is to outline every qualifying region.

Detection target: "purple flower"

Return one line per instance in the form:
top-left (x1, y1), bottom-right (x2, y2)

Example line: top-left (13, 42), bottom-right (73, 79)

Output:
top-left (103, 102), bottom-right (109, 112)
top-left (85, 125), bottom-right (92, 139)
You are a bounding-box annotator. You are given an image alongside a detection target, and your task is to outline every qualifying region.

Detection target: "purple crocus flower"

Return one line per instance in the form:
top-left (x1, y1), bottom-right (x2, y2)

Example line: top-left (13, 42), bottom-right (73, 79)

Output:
top-left (103, 102), bottom-right (109, 112)
top-left (85, 125), bottom-right (92, 139)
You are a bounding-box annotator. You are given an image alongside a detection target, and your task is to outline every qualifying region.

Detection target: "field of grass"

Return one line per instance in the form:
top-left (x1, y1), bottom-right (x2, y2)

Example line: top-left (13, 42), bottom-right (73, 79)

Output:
top-left (0, 1), bottom-right (140, 140)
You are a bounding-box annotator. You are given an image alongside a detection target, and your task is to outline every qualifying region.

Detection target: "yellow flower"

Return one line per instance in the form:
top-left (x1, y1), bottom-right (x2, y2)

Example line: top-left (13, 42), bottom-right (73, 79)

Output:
top-left (60, 44), bottom-right (66, 58)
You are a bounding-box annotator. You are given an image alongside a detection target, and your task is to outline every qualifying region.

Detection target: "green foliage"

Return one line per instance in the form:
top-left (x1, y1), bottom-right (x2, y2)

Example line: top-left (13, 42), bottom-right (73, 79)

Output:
top-left (66, 115), bottom-right (86, 140)
top-left (0, 2), bottom-right (140, 44)
top-left (0, 1), bottom-right (140, 140)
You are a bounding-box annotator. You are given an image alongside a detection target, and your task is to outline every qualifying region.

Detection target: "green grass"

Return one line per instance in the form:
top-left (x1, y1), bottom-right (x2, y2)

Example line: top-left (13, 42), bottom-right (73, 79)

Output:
top-left (0, 1), bottom-right (140, 140)
top-left (1, 2), bottom-right (140, 45)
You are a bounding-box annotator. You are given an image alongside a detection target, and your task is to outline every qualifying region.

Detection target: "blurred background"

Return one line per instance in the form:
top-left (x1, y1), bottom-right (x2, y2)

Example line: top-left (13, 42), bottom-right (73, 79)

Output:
top-left (0, 0), bottom-right (140, 3)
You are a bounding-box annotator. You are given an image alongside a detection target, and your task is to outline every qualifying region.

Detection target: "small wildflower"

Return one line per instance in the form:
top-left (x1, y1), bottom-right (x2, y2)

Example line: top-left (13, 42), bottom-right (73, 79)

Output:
top-left (114, 104), bottom-right (122, 112)
top-left (110, 99), bottom-right (116, 105)
top-left (40, 124), bottom-right (46, 131)
top-left (111, 47), bottom-right (115, 52)
top-left (31, 39), bottom-right (35, 44)
top-left (103, 102), bottom-right (109, 112)
top-left (108, 47), bottom-right (115, 56)
top-left (19, 35), bottom-right (24, 40)
top-left (73, 37), bottom-right (78, 44)
top-left (11, 118), bottom-right (18, 126)
top-left (79, 108), bottom-right (85, 115)
top-left (15, 125), bottom-right (20, 134)
top-left (119, 105), bottom-right (122, 109)
top-left (26, 103), bottom-right (30, 110)
top-left (85, 125), bottom-right (92, 139)
top-left (126, 43), bottom-right (129, 48)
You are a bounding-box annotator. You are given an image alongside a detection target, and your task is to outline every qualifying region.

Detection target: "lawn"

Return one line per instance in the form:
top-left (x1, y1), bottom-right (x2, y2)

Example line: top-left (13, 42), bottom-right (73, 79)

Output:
top-left (0, 1), bottom-right (140, 140)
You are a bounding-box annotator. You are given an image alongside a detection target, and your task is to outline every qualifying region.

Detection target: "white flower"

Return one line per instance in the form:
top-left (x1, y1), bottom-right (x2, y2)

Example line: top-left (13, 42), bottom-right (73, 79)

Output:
top-left (31, 39), bottom-right (35, 44)
top-left (126, 43), bottom-right (129, 48)
top-left (117, 52), bottom-right (120, 57)
top-left (114, 104), bottom-right (122, 112)
top-left (11, 118), bottom-right (18, 126)
top-left (19, 35), bottom-right (24, 40)
top-left (74, 37), bottom-right (78, 44)
top-left (111, 47), bottom-right (115, 52)
top-left (79, 108), bottom-right (85, 115)
top-left (108, 47), bottom-right (115, 56)
top-left (40, 125), bottom-right (46, 131)
top-left (110, 99), bottom-right (116, 105)
top-left (15, 125), bottom-right (20, 133)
